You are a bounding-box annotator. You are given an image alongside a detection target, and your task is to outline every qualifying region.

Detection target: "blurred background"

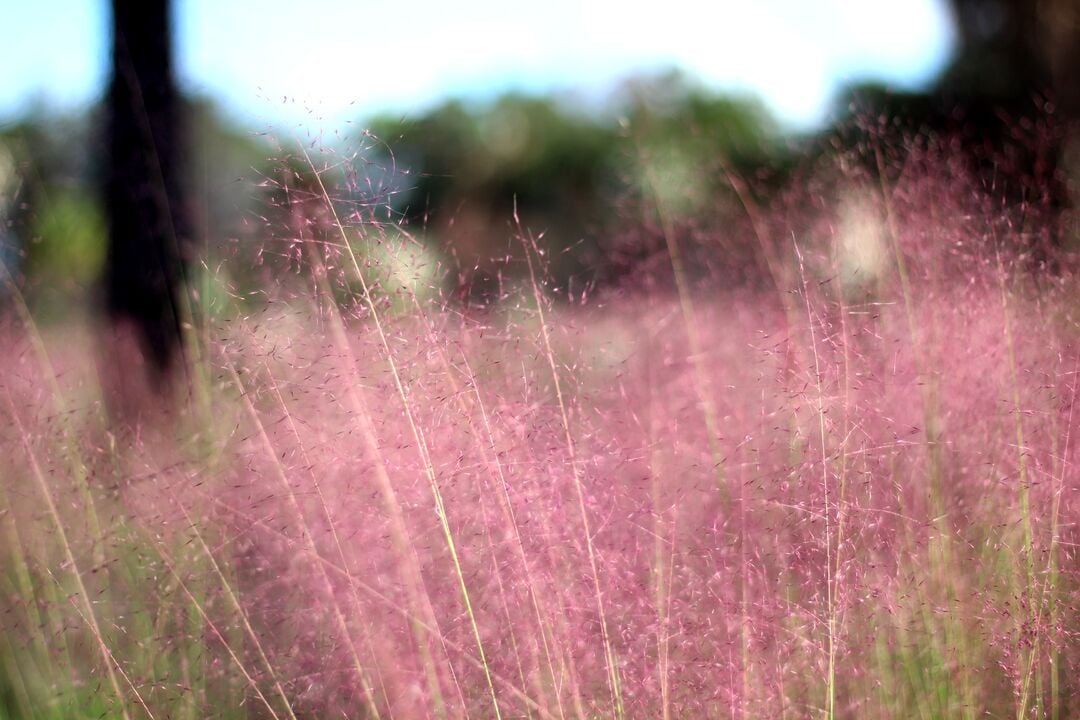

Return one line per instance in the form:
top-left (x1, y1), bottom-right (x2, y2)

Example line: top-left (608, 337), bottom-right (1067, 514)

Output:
top-left (1, 0), bottom-right (1076, 330)
top-left (6, 6), bottom-right (1080, 717)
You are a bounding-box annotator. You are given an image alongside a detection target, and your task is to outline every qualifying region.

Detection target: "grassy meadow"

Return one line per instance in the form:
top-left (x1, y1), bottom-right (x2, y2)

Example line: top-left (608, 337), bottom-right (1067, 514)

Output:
top-left (1, 135), bottom-right (1079, 720)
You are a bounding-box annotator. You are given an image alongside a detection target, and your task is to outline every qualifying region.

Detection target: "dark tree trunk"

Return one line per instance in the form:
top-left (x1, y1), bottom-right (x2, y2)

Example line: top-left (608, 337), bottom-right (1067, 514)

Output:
top-left (105, 0), bottom-right (188, 389)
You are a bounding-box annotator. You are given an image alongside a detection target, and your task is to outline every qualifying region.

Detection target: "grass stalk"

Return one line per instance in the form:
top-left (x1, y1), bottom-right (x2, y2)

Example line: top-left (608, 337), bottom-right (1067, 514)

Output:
top-left (994, 244), bottom-right (1041, 720)
top-left (177, 477), bottom-right (556, 718)
top-left (229, 362), bottom-right (384, 719)
top-left (794, 238), bottom-right (836, 719)
top-left (302, 146), bottom-right (503, 719)
top-left (640, 150), bottom-right (747, 717)
top-left (4, 390), bottom-right (132, 720)
top-left (149, 534), bottom-right (286, 720)
top-left (171, 496), bottom-right (300, 720)
top-left (282, 164), bottom-right (452, 716)
top-left (517, 211), bottom-right (624, 719)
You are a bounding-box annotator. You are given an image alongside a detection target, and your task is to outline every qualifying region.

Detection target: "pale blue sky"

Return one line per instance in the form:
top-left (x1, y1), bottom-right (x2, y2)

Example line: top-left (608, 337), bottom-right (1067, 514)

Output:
top-left (1, 0), bottom-right (956, 130)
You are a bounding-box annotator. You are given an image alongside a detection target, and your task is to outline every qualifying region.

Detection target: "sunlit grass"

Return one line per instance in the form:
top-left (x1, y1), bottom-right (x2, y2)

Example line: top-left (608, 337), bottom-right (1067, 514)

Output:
top-left (2, 134), bottom-right (1079, 719)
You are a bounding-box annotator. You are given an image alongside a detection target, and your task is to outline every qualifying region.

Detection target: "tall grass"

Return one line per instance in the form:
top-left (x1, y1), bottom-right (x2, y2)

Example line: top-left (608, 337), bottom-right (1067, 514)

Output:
top-left (1, 128), bottom-right (1079, 719)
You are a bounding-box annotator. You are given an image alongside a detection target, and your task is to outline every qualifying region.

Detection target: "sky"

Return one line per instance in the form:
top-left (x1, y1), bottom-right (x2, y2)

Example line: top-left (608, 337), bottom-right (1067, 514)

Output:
top-left (0, 0), bottom-right (956, 131)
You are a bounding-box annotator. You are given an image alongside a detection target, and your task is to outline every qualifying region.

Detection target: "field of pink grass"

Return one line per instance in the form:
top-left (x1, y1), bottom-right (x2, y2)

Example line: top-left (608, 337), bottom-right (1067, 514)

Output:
top-left (2, 138), bottom-right (1079, 719)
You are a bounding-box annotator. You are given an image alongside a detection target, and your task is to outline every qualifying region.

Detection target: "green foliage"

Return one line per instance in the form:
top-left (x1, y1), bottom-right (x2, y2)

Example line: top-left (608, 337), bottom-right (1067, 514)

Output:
top-left (366, 73), bottom-right (787, 292)
top-left (27, 190), bottom-right (106, 287)
top-left (187, 97), bottom-right (274, 253)
top-left (368, 94), bottom-right (618, 247)
top-left (0, 74), bottom-right (797, 306)
top-left (621, 70), bottom-right (779, 167)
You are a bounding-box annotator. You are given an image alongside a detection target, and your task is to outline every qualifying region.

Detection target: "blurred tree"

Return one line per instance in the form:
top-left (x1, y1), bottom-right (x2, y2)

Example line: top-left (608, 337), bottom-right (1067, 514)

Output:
top-left (28, 191), bottom-right (107, 314)
top-left (837, 1), bottom-right (1080, 141)
top-left (105, 0), bottom-right (190, 389)
top-left (366, 77), bottom-right (785, 297)
top-left (188, 98), bottom-right (270, 257)
top-left (615, 71), bottom-right (787, 279)
top-left (945, 0), bottom-right (1080, 113)
top-left (836, 0), bottom-right (1080, 257)
top-left (0, 99), bottom-right (273, 320)
top-left (0, 110), bottom-right (100, 289)
top-left (368, 94), bottom-right (620, 298)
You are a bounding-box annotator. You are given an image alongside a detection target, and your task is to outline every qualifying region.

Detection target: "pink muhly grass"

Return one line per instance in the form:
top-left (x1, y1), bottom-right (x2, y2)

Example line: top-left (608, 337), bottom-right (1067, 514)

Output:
top-left (0, 129), bottom-right (1078, 720)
